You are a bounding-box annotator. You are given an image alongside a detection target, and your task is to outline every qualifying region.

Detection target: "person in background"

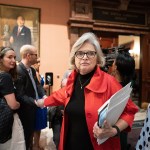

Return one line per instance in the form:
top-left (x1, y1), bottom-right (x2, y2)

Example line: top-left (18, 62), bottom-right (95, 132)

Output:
top-left (32, 58), bottom-right (49, 92)
top-left (136, 104), bottom-right (150, 150)
top-left (0, 47), bottom-right (20, 150)
top-left (110, 51), bottom-right (136, 150)
top-left (49, 70), bottom-right (71, 149)
top-left (110, 51), bottom-right (135, 87)
top-left (15, 45), bottom-right (46, 150)
top-left (32, 58), bottom-right (48, 150)
top-left (10, 16), bottom-right (31, 62)
top-left (36, 32), bottom-right (138, 150)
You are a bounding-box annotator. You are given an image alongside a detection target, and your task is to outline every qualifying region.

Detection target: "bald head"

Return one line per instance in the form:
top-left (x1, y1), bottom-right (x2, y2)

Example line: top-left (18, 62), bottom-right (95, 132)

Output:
top-left (20, 45), bottom-right (36, 58)
top-left (20, 45), bottom-right (38, 67)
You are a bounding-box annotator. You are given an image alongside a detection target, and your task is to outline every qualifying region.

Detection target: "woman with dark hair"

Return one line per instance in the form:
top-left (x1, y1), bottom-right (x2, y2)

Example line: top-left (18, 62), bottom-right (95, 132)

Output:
top-left (32, 58), bottom-right (48, 150)
top-left (0, 47), bottom-right (20, 150)
top-left (110, 51), bottom-right (136, 150)
top-left (111, 51), bottom-right (135, 87)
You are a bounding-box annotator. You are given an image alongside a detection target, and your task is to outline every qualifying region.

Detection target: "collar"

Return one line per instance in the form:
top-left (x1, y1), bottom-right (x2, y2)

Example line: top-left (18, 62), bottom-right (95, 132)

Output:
top-left (19, 62), bottom-right (31, 74)
top-left (18, 26), bottom-right (23, 30)
top-left (26, 68), bottom-right (31, 72)
top-left (65, 66), bottom-right (109, 95)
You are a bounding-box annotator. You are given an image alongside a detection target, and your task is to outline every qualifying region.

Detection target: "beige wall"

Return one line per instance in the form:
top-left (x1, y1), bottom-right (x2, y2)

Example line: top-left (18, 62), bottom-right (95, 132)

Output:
top-left (0, 0), bottom-right (70, 91)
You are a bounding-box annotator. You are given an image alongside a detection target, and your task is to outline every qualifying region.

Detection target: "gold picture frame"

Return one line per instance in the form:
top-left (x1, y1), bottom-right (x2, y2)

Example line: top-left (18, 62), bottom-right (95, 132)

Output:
top-left (0, 4), bottom-right (40, 60)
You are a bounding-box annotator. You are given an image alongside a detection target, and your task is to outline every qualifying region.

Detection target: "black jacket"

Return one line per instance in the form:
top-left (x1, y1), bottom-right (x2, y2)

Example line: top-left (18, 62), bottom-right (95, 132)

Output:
top-left (15, 62), bottom-right (45, 145)
top-left (11, 26), bottom-right (31, 61)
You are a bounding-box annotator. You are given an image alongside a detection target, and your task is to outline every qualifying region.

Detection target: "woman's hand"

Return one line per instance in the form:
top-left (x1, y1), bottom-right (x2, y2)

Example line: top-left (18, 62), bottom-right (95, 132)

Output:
top-left (93, 120), bottom-right (117, 139)
top-left (35, 98), bottom-right (45, 108)
top-left (42, 95), bottom-right (47, 99)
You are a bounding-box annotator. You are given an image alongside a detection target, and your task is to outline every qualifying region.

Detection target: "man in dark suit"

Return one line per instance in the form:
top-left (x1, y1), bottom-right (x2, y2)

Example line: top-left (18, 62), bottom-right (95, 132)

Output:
top-left (15, 44), bottom-right (47, 150)
top-left (10, 16), bottom-right (31, 61)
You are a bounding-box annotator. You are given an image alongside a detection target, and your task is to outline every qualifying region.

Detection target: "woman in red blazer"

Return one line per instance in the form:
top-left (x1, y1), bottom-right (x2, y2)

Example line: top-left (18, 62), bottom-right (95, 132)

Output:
top-left (37, 32), bottom-right (138, 150)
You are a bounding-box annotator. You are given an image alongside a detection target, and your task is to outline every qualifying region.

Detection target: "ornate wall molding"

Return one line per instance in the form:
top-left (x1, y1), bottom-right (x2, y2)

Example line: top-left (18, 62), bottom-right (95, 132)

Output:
top-left (69, 0), bottom-right (150, 37)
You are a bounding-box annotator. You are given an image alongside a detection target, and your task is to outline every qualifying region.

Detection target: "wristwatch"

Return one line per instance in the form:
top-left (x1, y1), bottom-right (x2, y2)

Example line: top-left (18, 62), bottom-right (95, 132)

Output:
top-left (112, 125), bottom-right (120, 137)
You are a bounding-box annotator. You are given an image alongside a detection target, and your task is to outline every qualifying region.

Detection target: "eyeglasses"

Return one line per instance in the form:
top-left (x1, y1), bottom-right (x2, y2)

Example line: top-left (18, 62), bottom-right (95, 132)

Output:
top-left (30, 54), bottom-right (37, 57)
top-left (75, 51), bottom-right (97, 59)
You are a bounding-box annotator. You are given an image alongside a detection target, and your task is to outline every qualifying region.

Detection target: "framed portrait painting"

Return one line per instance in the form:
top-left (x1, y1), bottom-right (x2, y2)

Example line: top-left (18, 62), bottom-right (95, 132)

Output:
top-left (0, 4), bottom-right (40, 61)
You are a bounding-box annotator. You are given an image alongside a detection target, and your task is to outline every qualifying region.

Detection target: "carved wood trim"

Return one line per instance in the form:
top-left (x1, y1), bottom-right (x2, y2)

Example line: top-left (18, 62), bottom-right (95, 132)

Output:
top-left (69, 0), bottom-right (150, 35)
top-left (71, 0), bottom-right (92, 20)
top-left (118, 0), bottom-right (131, 11)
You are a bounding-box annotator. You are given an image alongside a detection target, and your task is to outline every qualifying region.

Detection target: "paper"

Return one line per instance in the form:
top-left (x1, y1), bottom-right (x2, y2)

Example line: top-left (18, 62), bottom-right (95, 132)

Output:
top-left (97, 82), bottom-right (132, 144)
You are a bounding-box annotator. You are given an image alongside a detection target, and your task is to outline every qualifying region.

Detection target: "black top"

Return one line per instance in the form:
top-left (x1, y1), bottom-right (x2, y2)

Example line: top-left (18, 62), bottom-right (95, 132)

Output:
top-left (0, 72), bottom-right (14, 98)
top-left (65, 70), bottom-right (95, 150)
top-left (0, 72), bottom-right (15, 143)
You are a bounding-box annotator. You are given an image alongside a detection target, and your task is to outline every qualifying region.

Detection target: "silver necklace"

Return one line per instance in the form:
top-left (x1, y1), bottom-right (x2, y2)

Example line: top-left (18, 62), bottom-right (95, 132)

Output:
top-left (79, 76), bottom-right (91, 89)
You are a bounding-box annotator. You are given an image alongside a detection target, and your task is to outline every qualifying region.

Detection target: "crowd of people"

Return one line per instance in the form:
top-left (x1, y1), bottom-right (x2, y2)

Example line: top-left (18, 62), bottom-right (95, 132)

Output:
top-left (0, 32), bottom-right (146, 150)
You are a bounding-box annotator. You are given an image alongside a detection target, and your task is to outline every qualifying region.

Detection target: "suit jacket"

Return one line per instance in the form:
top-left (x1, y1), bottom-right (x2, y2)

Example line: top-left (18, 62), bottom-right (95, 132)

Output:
top-left (11, 25), bottom-right (31, 61)
top-left (15, 62), bottom-right (45, 132)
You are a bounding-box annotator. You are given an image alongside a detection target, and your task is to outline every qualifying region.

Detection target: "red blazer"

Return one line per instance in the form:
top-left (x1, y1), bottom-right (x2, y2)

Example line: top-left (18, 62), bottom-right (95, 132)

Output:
top-left (44, 66), bottom-right (138, 150)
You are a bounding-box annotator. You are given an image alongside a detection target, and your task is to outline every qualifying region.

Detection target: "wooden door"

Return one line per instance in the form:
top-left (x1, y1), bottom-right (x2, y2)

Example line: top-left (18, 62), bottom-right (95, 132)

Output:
top-left (141, 34), bottom-right (150, 104)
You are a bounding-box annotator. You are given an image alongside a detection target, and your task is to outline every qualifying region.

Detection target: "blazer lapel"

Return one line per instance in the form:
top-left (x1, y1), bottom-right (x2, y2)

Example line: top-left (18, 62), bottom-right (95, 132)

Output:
top-left (19, 62), bottom-right (32, 81)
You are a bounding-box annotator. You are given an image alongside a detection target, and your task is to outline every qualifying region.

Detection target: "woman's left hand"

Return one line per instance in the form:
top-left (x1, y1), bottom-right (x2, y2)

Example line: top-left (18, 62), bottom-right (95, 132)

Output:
top-left (93, 120), bottom-right (117, 139)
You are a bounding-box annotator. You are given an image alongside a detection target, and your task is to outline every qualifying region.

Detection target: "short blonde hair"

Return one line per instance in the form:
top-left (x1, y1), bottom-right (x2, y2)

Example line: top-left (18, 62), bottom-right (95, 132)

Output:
top-left (69, 32), bottom-right (105, 69)
top-left (20, 45), bottom-right (36, 58)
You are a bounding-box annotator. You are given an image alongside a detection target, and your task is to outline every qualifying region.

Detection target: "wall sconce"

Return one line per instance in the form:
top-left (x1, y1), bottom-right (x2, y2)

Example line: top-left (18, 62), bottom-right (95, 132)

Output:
top-left (129, 50), bottom-right (139, 58)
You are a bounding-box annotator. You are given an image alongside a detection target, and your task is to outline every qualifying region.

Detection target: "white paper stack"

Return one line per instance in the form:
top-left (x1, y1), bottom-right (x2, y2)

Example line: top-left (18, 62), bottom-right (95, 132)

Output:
top-left (97, 82), bottom-right (133, 144)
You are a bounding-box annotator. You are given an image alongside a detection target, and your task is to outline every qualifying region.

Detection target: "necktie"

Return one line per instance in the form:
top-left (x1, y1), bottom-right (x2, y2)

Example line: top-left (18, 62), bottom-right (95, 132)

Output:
top-left (27, 68), bottom-right (39, 100)
top-left (17, 28), bottom-right (21, 36)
